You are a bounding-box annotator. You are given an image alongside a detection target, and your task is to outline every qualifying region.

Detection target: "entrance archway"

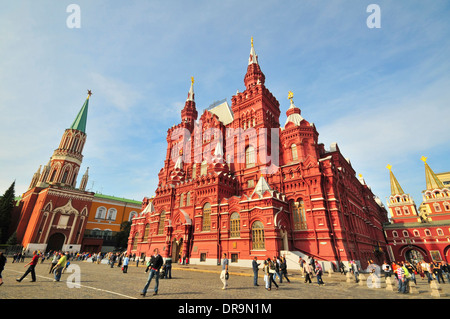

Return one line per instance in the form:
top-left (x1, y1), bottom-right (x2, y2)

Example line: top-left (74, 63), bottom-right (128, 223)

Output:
top-left (172, 237), bottom-right (183, 263)
top-left (405, 248), bottom-right (425, 264)
top-left (46, 233), bottom-right (65, 252)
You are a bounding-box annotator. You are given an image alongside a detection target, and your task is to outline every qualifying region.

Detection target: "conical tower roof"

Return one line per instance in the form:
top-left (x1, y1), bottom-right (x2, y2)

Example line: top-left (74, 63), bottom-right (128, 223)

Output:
top-left (421, 156), bottom-right (444, 190)
top-left (70, 90), bottom-right (91, 133)
top-left (386, 164), bottom-right (405, 195)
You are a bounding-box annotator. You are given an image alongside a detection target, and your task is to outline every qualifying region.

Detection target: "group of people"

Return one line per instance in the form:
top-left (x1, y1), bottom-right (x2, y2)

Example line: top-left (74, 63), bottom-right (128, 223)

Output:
top-left (380, 259), bottom-right (449, 293)
top-left (298, 256), bottom-right (326, 286)
top-left (12, 250), bottom-right (70, 283)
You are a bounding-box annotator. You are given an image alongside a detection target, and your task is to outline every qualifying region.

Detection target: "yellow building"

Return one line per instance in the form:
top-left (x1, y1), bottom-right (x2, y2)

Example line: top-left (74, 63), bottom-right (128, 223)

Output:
top-left (82, 193), bottom-right (142, 252)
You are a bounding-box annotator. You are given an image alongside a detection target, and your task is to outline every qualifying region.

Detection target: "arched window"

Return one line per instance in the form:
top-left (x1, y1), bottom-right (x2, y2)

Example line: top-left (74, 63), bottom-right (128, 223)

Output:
top-left (202, 203), bottom-right (211, 231)
top-left (251, 221), bottom-right (265, 250)
top-left (292, 200), bottom-right (307, 230)
top-left (186, 192), bottom-right (191, 206)
top-left (245, 145), bottom-right (255, 168)
top-left (61, 169), bottom-right (69, 184)
top-left (95, 207), bottom-right (106, 219)
top-left (180, 193), bottom-right (185, 207)
top-left (192, 165), bottom-right (196, 179)
top-left (158, 211), bottom-right (166, 235)
top-left (128, 211), bottom-right (138, 221)
top-left (72, 137), bottom-right (79, 152)
top-left (230, 212), bottom-right (240, 238)
top-left (291, 144), bottom-right (298, 161)
top-left (143, 224), bottom-right (150, 241)
top-left (107, 208), bottom-right (117, 220)
top-left (132, 233), bottom-right (139, 250)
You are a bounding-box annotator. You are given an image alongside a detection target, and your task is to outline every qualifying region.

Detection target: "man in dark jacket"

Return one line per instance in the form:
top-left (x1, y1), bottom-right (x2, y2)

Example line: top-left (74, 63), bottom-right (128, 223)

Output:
top-left (252, 257), bottom-right (260, 286)
top-left (141, 248), bottom-right (164, 296)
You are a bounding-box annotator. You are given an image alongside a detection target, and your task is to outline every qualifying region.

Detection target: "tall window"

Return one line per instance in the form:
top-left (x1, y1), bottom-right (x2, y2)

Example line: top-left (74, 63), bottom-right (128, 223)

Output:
top-left (230, 212), bottom-right (240, 238)
top-left (186, 192), bottom-right (191, 206)
top-left (180, 193), bottom-right (185, 207)
top-left (291, 144), bottom-right (298, 161)
top-left (132, 233), bottom-right (139, 250)
top-left (202, 203), bottom-right (211, 231)
top-left (158, 211), bottom-right (166, 235)
top-left (251, 221), bottom-right (265, 250)
top-left (143, 224), bottom-right (150, 241)
top-left (72, 137), bottom-right (79, 152)
top-left (192, 165), bottom-right (196, 178)
top-left (293, 200), bottom-right (307, 230)
top-left (61, 169), bottom-right (69, 184)
top-left (245, 146), bottom-right (255, 168)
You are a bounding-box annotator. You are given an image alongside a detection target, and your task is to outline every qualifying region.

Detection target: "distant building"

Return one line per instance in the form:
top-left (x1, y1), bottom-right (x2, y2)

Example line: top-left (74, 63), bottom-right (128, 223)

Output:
top-left (384, 157), bottom-right (450, 263)
top-left (11, 92), bottom-right (140, 254)
top-left (13, 93), bottom-right (94, 253)
top-left (127, 39), bottom-right (389, 269)
top-left (82, 193), bottom-right (141, 252)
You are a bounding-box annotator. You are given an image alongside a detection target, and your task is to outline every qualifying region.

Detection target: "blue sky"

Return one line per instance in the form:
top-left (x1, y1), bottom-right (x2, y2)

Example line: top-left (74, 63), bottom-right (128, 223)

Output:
top-left (1, 1), bottom-right (449, 213)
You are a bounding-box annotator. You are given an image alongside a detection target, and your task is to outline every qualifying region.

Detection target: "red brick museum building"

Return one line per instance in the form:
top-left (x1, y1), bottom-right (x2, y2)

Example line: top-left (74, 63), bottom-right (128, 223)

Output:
top-left (127, 39), bottom-right (390, 270)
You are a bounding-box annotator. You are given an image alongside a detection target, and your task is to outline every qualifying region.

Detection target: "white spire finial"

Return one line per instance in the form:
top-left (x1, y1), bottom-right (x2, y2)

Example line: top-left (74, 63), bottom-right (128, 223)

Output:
top-left (186, 76), bottom-right (195, 102)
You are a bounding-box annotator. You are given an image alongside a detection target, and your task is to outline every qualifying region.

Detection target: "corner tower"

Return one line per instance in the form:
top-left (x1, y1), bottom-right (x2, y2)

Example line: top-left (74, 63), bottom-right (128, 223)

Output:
top-left (36, 91), bottom-right (91, 189)
top-left (385, 164), bottom-right (419, 223)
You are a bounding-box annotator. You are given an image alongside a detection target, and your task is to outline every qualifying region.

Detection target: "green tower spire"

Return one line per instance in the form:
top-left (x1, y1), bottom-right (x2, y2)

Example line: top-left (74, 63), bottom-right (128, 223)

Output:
top-left (70, 90), bottom-right (91, 133)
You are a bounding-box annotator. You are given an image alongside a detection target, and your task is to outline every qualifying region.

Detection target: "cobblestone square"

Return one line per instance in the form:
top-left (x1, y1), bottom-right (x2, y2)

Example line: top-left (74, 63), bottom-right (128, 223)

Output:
top-left (1, 258), bottom-right (449, 303)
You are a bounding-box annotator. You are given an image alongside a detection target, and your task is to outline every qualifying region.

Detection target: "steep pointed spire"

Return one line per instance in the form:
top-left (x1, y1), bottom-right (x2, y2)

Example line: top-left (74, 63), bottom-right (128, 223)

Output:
top-left (186, 76), bottom-right (195, 102)
top-left (79, 167), bottom-right (89, 191)
top-left (248, 36), bottom-right (258, 65)
top-left (244, 37), bottom-right (265, 89)
top-left (181, 77), bottom-right (198, 127)
top-left (387, 164), bottom-right (405, 195)
top-left (421, 156), bottom-right (444, 190)
top-left (28, 165), bottom-right (42, 189)
top-left (70, 90), bottom-right (91, 133)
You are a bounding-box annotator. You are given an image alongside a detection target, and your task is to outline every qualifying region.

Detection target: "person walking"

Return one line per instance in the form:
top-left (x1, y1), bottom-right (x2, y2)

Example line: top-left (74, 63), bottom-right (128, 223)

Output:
top-left (351, 260), bottom-right (360, 283)
top-left (303, 260), bottom-right (312, 283)
top-left (405, 261), bottom-right (416, 285)
top-left (298, 257), bottom-right (305, 277)
top-left (433, 261), bottom-right (445, 284)
top-left (266, 258), bottom-right (279, 291)
top-left (280, 256), bottom-right (291, 283)
top-left (140, 248), bottom-right (164, 297)
top-left (252, 257), bottom-right (260, 286)
top-left (396, 261), bottom-right (408, 293)
top-left (273, 256), bottom-right (282, 283)
top-left (315, 261), bottom-right (325, 285)
top-left (0, 252), bottom-right (6, 286)
top-left (53, 252), bottom-right (68, 282)
top-left (163, 257), bottom-right (172, 279)
top-left (122, 254), bottom-right (129, 273)
top-left (49, 251), bottom-right (59, 274)
top-left (16, 251), bottom-right (40, 282)
top-left (220, 253), bottom-right (229, 290)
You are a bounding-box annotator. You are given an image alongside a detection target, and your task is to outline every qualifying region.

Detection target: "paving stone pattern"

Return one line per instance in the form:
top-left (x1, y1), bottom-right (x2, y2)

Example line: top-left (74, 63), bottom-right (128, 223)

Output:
top-left (1, 258), bottom-right (449, 300)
